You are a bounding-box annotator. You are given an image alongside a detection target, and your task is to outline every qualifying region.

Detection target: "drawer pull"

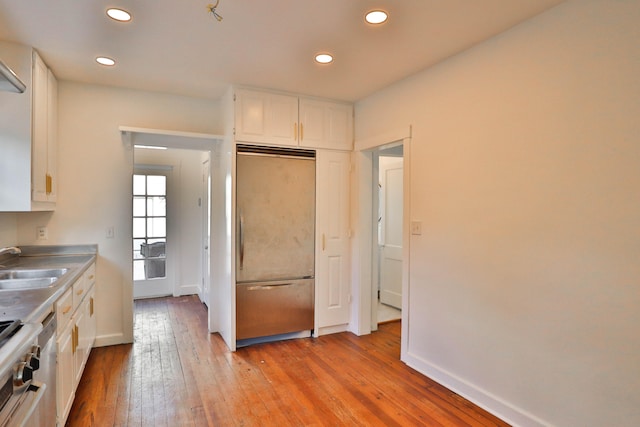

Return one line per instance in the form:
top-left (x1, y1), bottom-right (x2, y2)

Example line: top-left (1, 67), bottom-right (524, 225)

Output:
top-left (76, 288), bottom-right (84, 296)
top-left (62, 305), bottom-right (72, 315)
top-left (89, 275), bottom-right (95, 280)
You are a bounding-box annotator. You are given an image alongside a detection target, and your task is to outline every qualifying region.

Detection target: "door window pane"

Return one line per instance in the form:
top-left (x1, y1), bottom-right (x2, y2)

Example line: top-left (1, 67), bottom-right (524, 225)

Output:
top-left (133, 197), bottom-right (146, 216)
top-left (133, 175), bottom-right (146, 195)
top-left (147, 218), bottom-right (166, 238)
top-left (147, 175), bottom-right (166, 196)
top-left (147, 196), bottom-right (166, 217)
top-left (133, 173), bottom-right (167, 280)
top-left (133, 218), bottom-right (146, 238)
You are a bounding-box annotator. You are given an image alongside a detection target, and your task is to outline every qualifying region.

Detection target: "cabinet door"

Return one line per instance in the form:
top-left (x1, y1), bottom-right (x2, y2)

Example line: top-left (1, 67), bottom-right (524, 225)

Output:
top-left (73, 309), bottom-right (85, 386)
top-left (46, 68), bottom-right (58, 202)
top-left (235, 89), bottom-right (298, 146)
top-left (56, 321), bottom-right (74, 426)
top-left (85, 286), bottom-right (97, 357)
top-left (316, 150), bottom-right (351, 329)
top-left (324, 103), bottom-right (353, 151)
top-left (31, 51), bottom-right (57, 204)
top-left (299, 98), bottom-right (353, 150)
top-left (31, 51), bottom-right (48, 202)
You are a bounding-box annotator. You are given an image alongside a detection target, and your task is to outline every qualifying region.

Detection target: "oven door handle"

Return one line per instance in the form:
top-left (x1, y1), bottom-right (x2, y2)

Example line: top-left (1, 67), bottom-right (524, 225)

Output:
top-left (13, 381), bottom-right (46, 427)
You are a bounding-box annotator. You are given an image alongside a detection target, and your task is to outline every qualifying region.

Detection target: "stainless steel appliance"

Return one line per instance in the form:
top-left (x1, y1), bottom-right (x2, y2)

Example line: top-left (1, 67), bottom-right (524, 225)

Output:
top-left (33, 314), bottom-right (55, 427)
top-left (236, 145), bottom-right (315, 341)
top-left (0, 319), bottom-right (46, 427)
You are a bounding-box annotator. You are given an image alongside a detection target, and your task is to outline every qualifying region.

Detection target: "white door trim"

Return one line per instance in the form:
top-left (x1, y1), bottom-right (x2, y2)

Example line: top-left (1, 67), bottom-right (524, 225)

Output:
top-left (352, 126), bottom-right (411, 361)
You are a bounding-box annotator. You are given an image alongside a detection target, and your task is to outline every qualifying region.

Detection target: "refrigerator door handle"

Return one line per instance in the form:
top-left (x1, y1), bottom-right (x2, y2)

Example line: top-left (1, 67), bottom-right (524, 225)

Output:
top-left (246, 283), bottom-right (295, 291)
top-left (239, 212), bottom-right (245, 270)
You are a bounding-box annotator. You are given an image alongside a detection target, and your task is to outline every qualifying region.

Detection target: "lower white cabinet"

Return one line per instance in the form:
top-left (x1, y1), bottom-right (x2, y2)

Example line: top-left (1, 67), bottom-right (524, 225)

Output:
top-left (316, 150), bottom-right (352, 332)
top-left (56, 263), bottom-right (96, 426)
top-left (56, 318), bottom-right (74, 425)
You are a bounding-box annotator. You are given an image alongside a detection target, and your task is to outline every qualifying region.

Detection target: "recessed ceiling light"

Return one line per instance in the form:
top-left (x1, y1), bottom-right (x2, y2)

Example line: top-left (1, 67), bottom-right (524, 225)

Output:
top-left (96, 57), bottom-right (116, 66)
top-left (107, 8), bottom-right (132, 22)
top-left (315, 53), bottom-right (334, 64)
top-left (365, 10), bottom-right (388, 24)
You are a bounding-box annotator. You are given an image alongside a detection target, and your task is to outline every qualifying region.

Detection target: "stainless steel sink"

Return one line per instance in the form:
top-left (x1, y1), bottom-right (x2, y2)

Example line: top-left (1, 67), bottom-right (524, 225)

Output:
top-left (0, 277), bottom-right (59, 290)
top-left (0, 268), bottom-right (69, 291)
top-left (0, 268), bottom-right (68, 281)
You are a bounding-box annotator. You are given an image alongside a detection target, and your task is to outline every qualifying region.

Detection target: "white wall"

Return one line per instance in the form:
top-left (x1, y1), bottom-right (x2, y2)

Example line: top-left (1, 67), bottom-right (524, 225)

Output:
top-left (355, 1), bottom-right (640, 426)
top-left (134, 147), bottom-right (206, 296)
top-left (17, 81), bottom-right (222, 345)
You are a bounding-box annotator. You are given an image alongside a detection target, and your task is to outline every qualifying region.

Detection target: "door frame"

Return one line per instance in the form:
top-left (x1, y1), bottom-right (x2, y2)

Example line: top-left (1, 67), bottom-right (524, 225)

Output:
top-left (121, 127), bottom-right (223, 339)
top-left (352, 127), bottom-right (411, 361)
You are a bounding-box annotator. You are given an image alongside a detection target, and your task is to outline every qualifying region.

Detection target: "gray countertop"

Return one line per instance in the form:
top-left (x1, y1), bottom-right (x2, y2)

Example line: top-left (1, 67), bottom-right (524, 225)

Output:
top-left (0, 245), bottom-right (97, 323)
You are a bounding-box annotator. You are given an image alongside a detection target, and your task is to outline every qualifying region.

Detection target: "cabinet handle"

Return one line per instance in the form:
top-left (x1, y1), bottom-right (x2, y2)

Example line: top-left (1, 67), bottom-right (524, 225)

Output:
top-left (89, 275), bottom-right (95, 280)
top-left (300, 123), bottom-right (304, 141)
top-left (239, 213), bottom-right (244, 270)
top-left (294, 123), bottom-right (298, 141)
top-left (72, 326), bottom-right (77, 354)
top-left (322, 233), bottom-right (326, 251)
top-left (76, 288), bottom-right (84, 296)
top-left (45, 174), bottom-right (52, 194)
top-left (62, 305), bottom-right (72, 315)
top-left (90, 297), bottom-right (94, 316)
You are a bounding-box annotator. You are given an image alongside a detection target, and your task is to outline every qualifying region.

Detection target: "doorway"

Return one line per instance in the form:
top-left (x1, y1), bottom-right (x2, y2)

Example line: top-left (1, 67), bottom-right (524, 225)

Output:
top-left (133, 168), bottom-right (172, 298)
top-left (133, 145), bottom-right (211, 301)
top-left (373, 145), bottom-right (404, 327)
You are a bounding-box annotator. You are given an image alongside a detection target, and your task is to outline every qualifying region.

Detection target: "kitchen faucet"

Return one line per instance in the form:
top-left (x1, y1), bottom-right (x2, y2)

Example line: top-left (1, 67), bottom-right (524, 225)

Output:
top-left (0, 247), bottom-right (21, 256)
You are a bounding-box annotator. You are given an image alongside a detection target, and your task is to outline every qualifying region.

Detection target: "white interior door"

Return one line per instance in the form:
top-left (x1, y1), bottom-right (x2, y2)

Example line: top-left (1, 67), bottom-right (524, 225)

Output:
top-left (379, 157), bottom-right (403, 309)
top-left (133, 168), bottom-right (173, 299)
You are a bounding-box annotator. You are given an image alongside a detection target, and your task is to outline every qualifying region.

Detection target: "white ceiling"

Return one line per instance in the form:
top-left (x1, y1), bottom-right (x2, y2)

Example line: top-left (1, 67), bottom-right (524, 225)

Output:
top-left (0, 0), bottom-right (563, 102)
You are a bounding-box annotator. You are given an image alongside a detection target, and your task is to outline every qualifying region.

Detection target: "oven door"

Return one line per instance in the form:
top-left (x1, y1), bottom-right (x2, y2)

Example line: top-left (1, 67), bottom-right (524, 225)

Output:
top-left (0, 381), bottom-right (47, 427)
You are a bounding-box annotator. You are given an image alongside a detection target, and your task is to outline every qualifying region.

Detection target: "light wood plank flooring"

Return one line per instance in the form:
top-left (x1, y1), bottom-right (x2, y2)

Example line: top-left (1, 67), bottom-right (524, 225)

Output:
top-left (67, 295), bottom-right (509, 426)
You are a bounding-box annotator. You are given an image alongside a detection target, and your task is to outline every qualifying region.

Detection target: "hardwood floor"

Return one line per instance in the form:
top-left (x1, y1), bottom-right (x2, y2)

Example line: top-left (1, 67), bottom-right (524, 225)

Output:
top-left (67, 295), bottom-right (509, 427)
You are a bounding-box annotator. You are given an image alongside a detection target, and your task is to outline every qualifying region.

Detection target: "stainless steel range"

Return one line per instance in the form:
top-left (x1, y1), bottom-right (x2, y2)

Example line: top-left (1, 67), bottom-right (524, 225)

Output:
top-left (0, 317), bottom-right (49, 427)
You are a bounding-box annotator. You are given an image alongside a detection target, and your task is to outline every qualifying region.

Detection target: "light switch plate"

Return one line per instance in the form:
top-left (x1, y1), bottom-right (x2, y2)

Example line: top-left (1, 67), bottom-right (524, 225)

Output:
top-left (410, 221), bottom-right (422, 235)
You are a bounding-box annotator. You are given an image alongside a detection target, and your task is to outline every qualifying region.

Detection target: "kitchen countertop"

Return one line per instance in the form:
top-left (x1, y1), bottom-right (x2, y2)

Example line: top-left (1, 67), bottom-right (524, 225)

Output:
top-left (0, 245), bottom-right (97, 323)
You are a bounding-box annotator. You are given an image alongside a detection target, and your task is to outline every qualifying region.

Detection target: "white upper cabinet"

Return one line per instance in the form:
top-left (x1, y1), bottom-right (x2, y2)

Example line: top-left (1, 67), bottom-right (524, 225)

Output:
top-left (31, 53), bottom-right (58, 203)
top-left (0, 41), bottom-right (57, 211)
top-left (299, 98), bottom-right (353, 151)
top-left (234, 87), bottom-right (353, 150)
top-left (234, 89), bottom-right (298, 146)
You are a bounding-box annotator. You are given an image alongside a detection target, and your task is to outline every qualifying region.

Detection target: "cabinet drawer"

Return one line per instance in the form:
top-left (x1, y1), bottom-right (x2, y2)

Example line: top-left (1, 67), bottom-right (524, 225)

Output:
top-left (55, 287), bottom-right (73, 333)
top-left (72, 275), bottom-right (87, 311)
top-left (84, 263), bottom-right (96, 287)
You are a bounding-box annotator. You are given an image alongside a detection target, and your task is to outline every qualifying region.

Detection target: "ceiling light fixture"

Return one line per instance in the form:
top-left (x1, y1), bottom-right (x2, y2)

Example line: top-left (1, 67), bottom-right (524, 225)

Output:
top-left (207, 0), bottom-right (223, 21)
top-left (96, 57), bottom-right (116, 66)
top-left (315, 53), bottom-right (334, 64)
top-left (365, 10), bottom-right (388, 24)
top-left (106, 8), bottom-right (132, 22)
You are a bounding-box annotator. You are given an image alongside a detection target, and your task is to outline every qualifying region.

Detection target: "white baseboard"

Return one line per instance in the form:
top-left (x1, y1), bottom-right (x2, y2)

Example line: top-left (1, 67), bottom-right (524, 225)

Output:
top-left (316, 323), bottom-right (349, 336)
top-left (94, 333), bottom-right (131, 347)
top-left (403, 350), bottom-right (550, 427)
top-left (177, 283), bottom-right (199, 296)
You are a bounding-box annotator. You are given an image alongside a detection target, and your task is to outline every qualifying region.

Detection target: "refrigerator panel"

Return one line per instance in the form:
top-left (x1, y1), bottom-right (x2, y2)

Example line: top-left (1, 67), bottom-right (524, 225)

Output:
top-left (236, 279), bottom-right (314, 340)
top-left (236, 151), bottom-right (315, 283)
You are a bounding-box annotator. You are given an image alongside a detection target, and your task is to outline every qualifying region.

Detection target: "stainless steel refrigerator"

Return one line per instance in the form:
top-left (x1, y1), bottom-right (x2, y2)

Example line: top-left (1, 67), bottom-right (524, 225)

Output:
top-left (235, 145), bottom-right (315, 341)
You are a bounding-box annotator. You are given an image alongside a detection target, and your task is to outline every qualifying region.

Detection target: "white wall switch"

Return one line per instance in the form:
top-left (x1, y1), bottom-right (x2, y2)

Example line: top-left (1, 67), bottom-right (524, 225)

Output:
top-left (410, 221), bottom-right (422, 235)
top-left (106, 226), bottom-right (115, 239)
top-left (37, 226), bottom-right (48, 240)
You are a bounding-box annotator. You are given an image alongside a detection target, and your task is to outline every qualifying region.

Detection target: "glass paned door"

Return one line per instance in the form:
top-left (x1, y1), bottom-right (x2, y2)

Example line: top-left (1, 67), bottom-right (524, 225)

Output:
top-left (133, 173), bottom-right (169, 296)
